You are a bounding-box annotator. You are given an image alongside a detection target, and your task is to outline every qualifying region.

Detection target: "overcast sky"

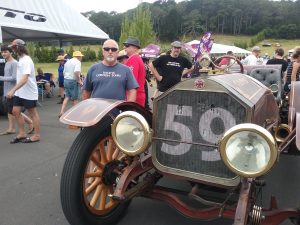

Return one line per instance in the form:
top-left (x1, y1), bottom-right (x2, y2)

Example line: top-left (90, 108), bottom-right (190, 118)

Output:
top-left (64, 0), bottom-right (183, 13)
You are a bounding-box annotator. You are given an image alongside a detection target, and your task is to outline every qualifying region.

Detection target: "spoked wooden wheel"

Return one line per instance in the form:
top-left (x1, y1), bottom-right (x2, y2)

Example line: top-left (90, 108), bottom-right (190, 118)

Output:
top-left (61, 116), bottom-right (131, 225)
top-left (83, 136), bottom-right (123, 215)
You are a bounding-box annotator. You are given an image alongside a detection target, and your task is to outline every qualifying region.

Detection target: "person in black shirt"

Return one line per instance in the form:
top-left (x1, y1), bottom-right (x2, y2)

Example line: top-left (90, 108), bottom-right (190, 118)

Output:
top-left (266, 48), bottom-right (288, 79)
top-left (149, 41), bottom-right (193, 93)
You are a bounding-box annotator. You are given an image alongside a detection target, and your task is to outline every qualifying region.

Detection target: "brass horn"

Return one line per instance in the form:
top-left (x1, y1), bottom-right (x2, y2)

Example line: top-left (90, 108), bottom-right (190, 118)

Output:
top-left (274, 124), bottom-right (291, 142)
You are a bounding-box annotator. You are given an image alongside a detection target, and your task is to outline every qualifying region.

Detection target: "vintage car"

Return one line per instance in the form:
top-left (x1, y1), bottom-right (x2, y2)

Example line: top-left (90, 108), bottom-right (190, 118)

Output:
top-left (59, 55), bottom-right (300, 225)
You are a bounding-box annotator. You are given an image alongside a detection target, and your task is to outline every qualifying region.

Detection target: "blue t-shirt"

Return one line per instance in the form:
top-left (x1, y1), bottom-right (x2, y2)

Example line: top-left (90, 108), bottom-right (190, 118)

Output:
top-left (84, 62), bottom-right (139, 100)
top-left (58, 64), bottom-right (64, 83)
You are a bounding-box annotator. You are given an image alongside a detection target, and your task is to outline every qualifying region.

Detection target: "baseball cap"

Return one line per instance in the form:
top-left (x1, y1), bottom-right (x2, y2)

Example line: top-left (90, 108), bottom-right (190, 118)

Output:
top-left (9, 39), bottom-right (26, 47)
top-left (252, 46), bottom-right (261, 52)
top-left (171, 41), bottom-right (182, 48)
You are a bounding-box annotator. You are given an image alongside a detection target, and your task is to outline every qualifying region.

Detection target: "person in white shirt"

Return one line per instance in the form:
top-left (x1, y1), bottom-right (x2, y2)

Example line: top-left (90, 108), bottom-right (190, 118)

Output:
top-left (7, 39), bottom-right (40, 143)
top-left (58, 51), bottom-right (84, 117)
top-left (243, 46), bottom-right (261, 65)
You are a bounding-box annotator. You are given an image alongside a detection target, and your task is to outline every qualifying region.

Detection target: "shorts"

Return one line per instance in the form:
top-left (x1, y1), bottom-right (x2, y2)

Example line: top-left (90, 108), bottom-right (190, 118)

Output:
top-left (59, 76), bottom-right (64, 88)
top-left (58, 81), bottom-right (64, 88)
top-left (4, 97), bottom-right (14, 114)
top-left (64, 79), bottom-right (80, 100)
top-left (13, 96), bottom-right (37, 109)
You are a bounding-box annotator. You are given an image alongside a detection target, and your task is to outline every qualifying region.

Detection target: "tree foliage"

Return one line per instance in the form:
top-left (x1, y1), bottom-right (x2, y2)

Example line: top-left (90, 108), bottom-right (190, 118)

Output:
top-left (83, 0), bottom-right (300, 42)
top-left (119, 6), bottom-right (156, 47)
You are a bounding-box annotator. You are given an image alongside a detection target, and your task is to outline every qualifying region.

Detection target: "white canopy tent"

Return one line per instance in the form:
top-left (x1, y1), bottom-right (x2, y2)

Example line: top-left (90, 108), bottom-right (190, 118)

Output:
top-left (186, 40), bottom-right (251, 55)
top-left (0, 0), bottom-right (109, 43)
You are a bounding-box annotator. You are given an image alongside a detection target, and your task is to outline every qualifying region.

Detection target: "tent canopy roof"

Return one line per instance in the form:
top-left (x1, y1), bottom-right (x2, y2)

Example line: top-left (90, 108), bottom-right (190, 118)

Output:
top-left (186, 40), bottom-right (251, 55)
top-left (0, 0), bottom-right (109, 43)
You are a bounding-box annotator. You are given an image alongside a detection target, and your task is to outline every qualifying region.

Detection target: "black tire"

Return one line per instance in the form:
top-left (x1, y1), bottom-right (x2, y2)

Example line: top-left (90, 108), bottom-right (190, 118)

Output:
top-left (60, 116), bottom-right (130, 225)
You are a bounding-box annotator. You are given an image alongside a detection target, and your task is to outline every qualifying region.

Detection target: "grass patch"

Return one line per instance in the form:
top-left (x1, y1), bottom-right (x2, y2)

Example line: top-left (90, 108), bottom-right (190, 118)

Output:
top-left (35, 61), bottom-right (98, 79)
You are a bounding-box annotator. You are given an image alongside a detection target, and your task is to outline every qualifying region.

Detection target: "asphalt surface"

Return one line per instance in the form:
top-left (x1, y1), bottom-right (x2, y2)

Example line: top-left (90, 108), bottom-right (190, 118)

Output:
top-left (0, 89), bottom-right (299, 225)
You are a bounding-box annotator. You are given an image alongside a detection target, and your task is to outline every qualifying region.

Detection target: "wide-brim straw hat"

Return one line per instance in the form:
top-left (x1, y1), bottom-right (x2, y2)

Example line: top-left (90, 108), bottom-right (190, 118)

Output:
top-left (56, 55), bottom-right (65, 61)
top-left (73, 51), bottom-right (84, 57)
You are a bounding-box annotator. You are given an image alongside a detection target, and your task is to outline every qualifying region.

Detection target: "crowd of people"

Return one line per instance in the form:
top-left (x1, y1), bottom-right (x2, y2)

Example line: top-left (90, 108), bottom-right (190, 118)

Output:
top-left (1, 37), bottom-right (300, 144)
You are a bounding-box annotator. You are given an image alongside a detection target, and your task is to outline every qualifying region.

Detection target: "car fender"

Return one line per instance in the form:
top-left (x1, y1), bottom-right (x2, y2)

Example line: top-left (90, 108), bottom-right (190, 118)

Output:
top-left (59, 98), bottom-right (152, 127)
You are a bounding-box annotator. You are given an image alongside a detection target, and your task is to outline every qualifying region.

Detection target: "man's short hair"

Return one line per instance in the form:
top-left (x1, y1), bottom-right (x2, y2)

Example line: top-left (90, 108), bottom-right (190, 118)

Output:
top-left (275, 48), bottom-right (284, 57)
top-left (1, 44), bottom-right (12, 52)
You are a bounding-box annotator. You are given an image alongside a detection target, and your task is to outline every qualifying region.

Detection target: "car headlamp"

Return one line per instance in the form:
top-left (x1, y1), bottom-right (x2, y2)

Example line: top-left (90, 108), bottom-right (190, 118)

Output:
top-left (111, 111), bottom-right (152, 156)
top-left (219, 123), bottom-right (278, 178)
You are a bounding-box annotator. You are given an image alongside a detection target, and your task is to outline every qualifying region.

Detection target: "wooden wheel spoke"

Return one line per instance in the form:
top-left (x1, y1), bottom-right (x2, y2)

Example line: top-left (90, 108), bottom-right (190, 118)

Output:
top-left (83, 135), bottom-right (120, 214)
top-left (90, 184), bottom-right (103, 207)
top-left (99, 142), bottom-right (108, 164)
top-left (106, 186), bottom-right (116, 208)
top-left (107, 138), bottom-right (114, 161)
top-left (90, 155), bottom-right (104, 170)
top-left (85, 178), bottom-right (101, 195)
top-left (112, 148), bottom-right (120, 160)
top-left (99, 187), bottom-right (108, 210)
top-left (85, 171), bottom-right (102, 178)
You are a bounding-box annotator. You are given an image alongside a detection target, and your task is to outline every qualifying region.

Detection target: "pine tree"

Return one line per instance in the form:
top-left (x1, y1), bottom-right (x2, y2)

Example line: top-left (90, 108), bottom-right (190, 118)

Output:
top-left (119, 6), bottom-right (156, 48)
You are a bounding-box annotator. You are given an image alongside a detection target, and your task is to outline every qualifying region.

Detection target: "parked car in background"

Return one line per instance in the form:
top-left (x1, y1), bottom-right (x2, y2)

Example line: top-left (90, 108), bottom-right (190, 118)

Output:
top-left (262, 42), bottom-right (272, 47)
top-left (59, 55), bottom-right (300, 225)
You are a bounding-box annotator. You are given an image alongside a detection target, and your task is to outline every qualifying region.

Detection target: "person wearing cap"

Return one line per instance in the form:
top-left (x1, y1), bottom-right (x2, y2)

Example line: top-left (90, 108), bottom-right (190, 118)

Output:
top-left (58, 48), bottom-right (71, 61)
top-left (83, 39), bottom-right (138, 102)
top-left (123, 37), bottom-right (146, 107)
top-left (6, 39), bottom-right (40, 143)
top-left (243, 46), bottom-right (261, 65)
top-left (58, 51), bottom-right (84, 117)
top-left (56, 55), bottom-right (66, 104)
top-left (149, 41), bottom-right (193, 94)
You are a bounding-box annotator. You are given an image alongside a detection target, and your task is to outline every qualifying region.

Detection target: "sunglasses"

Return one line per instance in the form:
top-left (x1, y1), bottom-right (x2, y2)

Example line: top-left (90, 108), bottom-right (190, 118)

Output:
top-left (124, 44), bottom-right (131, 48)
top-left (103, 47), bottom-right (118, 52)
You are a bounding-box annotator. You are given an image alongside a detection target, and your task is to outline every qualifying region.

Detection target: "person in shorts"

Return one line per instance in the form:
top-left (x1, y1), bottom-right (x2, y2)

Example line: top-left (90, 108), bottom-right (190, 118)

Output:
top-left (58, 51), bottom-right (84, 117)
top-left (7, 39), bottom-right (40, 143)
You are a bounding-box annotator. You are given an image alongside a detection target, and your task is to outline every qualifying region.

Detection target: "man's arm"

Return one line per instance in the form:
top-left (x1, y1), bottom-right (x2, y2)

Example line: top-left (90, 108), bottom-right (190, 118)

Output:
top-left (7, 75), bottom-right (29, 98)
top-left (127, 89), bottom-right (137, 102)
top-left (82, 90), bottom-right (91, 100)
top-left (149, 62), bottom-right (162, 81)
top-left (182, 65), bottom-right (194, 75)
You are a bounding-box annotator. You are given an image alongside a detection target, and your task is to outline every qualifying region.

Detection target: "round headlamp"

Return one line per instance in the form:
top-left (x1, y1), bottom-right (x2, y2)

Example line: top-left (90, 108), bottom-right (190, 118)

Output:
top-left (219, 123), bottom-right (278, 178)
top-left (111, 111), bottom-right (152, 156)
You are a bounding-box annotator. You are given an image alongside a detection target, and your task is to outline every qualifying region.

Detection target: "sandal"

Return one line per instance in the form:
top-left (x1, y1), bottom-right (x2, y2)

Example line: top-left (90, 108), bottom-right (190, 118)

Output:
top-left (10, 136), bottom-right (27, 144)
top-left (22, 137), bottom-right (40, 143)
top-left (0, 131), bottom-right (16, 135)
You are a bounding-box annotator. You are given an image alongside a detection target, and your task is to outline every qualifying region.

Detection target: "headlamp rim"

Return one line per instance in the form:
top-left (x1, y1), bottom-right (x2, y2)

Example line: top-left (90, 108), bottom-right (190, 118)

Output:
top-left (111, 111), bottom-right (151, 156)
top-left (219, 123), bottom-right (278, 178)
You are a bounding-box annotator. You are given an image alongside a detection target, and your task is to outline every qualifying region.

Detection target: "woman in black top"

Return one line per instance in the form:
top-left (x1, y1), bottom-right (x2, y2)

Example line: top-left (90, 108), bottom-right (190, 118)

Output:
top-left (284, 50), bottom-right (300, 93)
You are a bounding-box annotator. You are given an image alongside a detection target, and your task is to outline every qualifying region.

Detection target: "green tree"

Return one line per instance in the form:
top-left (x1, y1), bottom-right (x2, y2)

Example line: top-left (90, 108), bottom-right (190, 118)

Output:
top-left (119, 6), bottom-right (156, 48)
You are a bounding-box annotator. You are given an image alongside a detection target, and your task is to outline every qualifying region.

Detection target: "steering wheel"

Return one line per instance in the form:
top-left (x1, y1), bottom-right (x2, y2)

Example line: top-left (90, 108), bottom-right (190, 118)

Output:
top-left (212, 55), bottom-right (244, 74)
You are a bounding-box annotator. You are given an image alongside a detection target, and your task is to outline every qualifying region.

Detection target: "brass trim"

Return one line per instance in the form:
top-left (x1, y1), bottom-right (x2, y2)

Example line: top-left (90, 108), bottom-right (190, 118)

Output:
top-left (111, 111), bottom-right (152, 156)
top-left (274, 124), bottom-right (291, 142)
top-left (219, 123), bottom-right (278, 178)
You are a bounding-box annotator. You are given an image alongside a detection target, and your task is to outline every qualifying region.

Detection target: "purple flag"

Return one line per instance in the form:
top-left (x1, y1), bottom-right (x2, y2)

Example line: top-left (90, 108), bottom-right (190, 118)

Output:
top-left (141, 44), bottom-right (160, 58)
top-left (194, 32), bottom-right (213, 62)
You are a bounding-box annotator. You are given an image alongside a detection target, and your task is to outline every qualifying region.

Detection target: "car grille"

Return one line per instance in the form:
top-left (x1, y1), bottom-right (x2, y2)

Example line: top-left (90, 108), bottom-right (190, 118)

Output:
top-left (153, 89), bottom-right (247, 182)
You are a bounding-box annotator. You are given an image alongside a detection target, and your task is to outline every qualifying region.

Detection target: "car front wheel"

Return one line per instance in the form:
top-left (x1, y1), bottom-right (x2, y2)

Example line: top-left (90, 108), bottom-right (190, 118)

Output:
top-left (60, 116), bottom-right (130, 225)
